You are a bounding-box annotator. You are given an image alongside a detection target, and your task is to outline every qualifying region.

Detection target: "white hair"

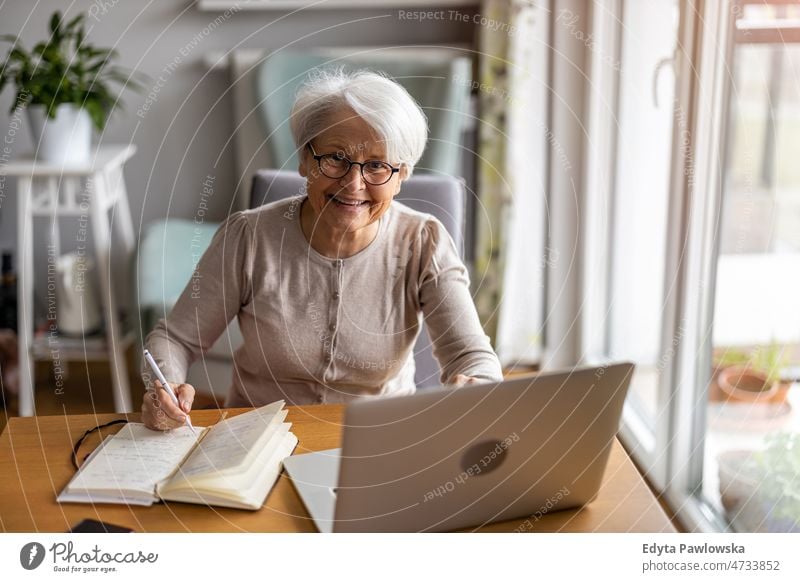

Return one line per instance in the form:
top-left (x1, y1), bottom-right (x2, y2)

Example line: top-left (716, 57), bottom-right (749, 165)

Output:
top-left (290, 67), bottom-right (428, 177)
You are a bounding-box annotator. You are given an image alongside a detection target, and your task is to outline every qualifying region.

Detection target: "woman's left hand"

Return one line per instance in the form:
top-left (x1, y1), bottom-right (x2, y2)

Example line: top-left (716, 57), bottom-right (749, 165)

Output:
top-left (450, 374), bottom-right (481, 387)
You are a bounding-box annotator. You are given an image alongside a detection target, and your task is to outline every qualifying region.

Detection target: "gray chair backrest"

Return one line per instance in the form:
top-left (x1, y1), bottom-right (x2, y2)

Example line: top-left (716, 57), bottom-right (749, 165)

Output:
top-left (254, 50), bottom-right (472, 177)
top-left (250, 169), bottom-right (466, 388)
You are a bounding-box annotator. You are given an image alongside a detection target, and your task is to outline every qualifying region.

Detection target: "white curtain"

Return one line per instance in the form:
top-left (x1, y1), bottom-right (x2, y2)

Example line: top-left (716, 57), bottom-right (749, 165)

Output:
top-left (474, 0), bottom-right (548, 367)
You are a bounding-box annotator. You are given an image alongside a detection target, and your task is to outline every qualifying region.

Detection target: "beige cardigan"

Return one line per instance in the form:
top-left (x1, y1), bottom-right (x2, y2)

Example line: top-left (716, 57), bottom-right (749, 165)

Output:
top-left (143, 197), bottom-right (502, 407)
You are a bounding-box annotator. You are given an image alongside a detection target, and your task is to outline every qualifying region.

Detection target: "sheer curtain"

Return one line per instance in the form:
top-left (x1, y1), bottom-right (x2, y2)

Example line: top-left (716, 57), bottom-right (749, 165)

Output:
top-left (473, 0), bottom-right (548, 367)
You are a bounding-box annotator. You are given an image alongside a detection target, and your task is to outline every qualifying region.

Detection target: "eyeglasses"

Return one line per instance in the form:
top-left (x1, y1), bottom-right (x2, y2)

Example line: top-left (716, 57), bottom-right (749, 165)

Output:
top-left (307, 143), bottom-right (400, 186)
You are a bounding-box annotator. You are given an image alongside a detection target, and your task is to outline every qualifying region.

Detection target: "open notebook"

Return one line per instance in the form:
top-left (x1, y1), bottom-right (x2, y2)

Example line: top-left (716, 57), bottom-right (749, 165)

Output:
top-left (58, 401), bottom-right (298, 510)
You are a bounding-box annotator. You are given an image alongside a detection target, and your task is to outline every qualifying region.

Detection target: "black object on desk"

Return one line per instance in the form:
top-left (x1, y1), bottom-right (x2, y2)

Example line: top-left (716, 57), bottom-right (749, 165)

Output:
top-left (69, 519), bottom-right (133, 533)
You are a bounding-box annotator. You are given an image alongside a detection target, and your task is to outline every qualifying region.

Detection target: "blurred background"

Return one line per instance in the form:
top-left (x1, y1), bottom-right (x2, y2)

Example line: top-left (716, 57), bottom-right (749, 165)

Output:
top-left (0, 0), bottom-right (798, 534)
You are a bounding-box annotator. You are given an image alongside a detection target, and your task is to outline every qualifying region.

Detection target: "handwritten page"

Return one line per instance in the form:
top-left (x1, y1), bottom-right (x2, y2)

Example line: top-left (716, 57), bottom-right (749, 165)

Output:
top-left (175, 404), bottom-right (285, 479)
top-left (69, 423), bottom-right (203, 494)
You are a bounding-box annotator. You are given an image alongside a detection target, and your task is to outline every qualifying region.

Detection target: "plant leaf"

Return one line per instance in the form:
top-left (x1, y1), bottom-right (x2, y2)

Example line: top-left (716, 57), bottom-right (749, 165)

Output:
top-left (49, 11), bottom-right (62, 36)
top-left (9, 48), bottom-right (31, 65)
top-left (83, 47), bottom-right (115, 61)
top-left (83, 98), bottom-right (106, 131)
top-left (3, 9), bottom-right (141, 124)
top-left (64, 13), bottom-right (84, 33)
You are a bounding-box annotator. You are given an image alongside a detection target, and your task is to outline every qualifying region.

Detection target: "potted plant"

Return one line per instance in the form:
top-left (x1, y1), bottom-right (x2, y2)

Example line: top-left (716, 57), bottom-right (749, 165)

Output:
top-left (717, 432), bottom-right (800, 532)
top-left (0, 11), bottom-right (142, 165)
top-left (710, 342), bottom-right (792, 405)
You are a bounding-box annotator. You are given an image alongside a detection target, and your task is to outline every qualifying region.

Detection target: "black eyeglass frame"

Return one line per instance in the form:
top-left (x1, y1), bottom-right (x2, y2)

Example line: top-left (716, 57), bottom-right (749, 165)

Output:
top-left (306, 142), bottom-right (400, 186)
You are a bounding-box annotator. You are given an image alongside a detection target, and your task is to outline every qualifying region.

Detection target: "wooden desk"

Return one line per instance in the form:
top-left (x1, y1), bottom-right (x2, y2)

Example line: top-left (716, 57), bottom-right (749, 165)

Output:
top-left (0, 405), bottom-right (675, 532)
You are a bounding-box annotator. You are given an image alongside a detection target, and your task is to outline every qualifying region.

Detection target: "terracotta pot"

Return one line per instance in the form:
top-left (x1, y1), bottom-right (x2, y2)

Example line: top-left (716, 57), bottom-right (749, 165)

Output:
top-left (717, 366), bottom-right (777, 403)
top-left (717, 450), bottom-right (759, 516)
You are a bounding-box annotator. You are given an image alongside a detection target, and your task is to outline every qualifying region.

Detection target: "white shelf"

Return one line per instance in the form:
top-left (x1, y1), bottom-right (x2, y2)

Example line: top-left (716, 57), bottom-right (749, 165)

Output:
top-left (9, 144), bottom-right (138, 415)
top-left (32, 331), bottom-right (136, 362)
top-left (0, 145), bottom-right (136, 177)
top-left (202, 44), bottom-right (473, 70)
top-left (197, 0), bottom-right (478, 10)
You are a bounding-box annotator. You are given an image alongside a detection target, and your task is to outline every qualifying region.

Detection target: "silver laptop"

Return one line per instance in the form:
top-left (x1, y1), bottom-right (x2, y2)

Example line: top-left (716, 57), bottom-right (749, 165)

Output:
top-left (283, 362), bottom-right (634, 532)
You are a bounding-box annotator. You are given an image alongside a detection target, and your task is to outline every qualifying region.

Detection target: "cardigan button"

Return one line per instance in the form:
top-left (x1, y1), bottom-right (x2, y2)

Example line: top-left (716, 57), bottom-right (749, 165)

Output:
top-left (333, 291), bottom-right (340, 300)
top-left (329, 322), bottom-right (336, 331)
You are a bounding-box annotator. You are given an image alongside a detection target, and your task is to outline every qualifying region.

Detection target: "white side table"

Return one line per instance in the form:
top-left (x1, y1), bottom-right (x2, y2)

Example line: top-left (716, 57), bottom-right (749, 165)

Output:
top-left (1, 145), bottom-right (137, 416)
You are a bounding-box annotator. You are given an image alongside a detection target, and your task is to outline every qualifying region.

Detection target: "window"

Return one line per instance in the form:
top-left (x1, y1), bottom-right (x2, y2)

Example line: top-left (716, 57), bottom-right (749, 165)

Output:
top-left (582, 0), bottom-right (800, 532)
top-left (583, 0), bottom-right (681, 489)
top-left (561, 0), bottom-right (798, 531)
top-left (703, 1), bottom-right (800, 533)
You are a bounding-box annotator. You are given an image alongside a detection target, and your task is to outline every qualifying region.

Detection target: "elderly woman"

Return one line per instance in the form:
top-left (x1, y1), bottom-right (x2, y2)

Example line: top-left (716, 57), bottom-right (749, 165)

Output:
top-left (142, 69), bottom-right (502, 430)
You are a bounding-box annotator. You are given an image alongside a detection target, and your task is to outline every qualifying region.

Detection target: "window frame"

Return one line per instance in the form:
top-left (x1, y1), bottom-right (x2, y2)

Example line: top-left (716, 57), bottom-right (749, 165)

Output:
top-left (660, 0), bottom-right (735, 532)
top-left (582, 0), bottom-right (739, 531)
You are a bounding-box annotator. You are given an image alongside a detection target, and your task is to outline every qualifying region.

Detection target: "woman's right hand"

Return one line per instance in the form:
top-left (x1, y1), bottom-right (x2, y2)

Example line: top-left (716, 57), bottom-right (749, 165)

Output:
top-left (141, 380), bottom-right (196, 431)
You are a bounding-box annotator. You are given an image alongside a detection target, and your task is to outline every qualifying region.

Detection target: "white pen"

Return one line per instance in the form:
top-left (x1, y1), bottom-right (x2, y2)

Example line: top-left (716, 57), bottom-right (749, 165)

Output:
top-left (143, 349), bottom-right (197, 435)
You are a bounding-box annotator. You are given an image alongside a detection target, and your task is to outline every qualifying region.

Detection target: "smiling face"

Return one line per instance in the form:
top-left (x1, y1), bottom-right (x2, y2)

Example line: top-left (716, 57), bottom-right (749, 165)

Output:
top-left (298, 107), bottom-right (407, 239)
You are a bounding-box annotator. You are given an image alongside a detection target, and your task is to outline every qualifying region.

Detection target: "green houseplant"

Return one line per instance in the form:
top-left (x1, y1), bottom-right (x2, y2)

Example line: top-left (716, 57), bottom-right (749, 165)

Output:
top-left (718, 432), bottom-right (800, 532)
top-left (756, 432), bottom-right (800, 529)
top-left (0, 11), bottom-right (142, 164)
